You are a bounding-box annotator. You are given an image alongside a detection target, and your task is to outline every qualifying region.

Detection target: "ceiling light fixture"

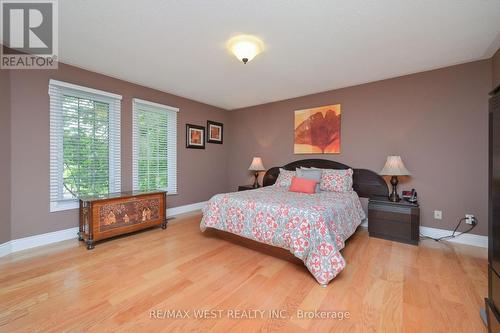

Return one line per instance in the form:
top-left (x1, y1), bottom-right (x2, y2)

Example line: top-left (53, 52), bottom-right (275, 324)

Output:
top-left (227, 34), bottom-right (264, 64)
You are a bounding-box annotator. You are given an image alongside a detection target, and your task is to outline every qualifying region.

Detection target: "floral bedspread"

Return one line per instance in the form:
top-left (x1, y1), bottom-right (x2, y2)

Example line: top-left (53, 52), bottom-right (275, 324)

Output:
top-left (200, 186), bottom-right (366, 285)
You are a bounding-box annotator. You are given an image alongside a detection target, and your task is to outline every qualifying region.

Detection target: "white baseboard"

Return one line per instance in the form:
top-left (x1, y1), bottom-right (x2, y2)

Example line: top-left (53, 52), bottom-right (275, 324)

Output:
top-left (167, 201), bottom-right (206, 217)
top-left (1, 205), bottom-right (486, 258)
top-left (360, 220), bottom-right (488, 248)
top-left (0, 241), bottom-right (11, 257)
top-left (0, 201), bottom-right (207, 257)
top-left (419, 226), bottom-right (488, 248)
top-left (10, 227), bottom-right (80, 254)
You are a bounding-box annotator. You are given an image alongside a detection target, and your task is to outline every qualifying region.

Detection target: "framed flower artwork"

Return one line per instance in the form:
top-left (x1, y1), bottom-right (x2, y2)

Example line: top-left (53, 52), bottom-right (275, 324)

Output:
top-left (294, 104), bottom-right (341, 154)
top-left (207, 120), bottom-right (223, 144)
top-left (186, 124), bottom-right (205, 149)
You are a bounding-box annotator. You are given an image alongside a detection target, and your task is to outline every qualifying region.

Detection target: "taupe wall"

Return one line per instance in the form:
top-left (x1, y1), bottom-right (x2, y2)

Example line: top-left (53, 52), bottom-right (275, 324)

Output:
top-left (2, 55), bottom-right (497, 241)
top-left (9, 63), bottom-right (229, 239)
top-left (0, 69), bottom-right (11, 243)
top-left (493, 47), bottom-right (500, 89)
top-left (227, 60), bottom-right (491, 236)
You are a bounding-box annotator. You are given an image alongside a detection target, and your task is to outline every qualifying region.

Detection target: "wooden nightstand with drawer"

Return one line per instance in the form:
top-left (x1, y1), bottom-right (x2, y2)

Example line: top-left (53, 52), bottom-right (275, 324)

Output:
top-left (368, 197), bottom-right (420, 245)
top-left (238, 185), bottom-right (256, 191)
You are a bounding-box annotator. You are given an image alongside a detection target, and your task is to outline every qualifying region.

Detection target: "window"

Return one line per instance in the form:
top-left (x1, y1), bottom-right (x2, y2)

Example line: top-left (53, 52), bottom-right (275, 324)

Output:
top-left (49, 80), bottom-right (121, 212)
top-left (132, 98), bottom-right (178, 194)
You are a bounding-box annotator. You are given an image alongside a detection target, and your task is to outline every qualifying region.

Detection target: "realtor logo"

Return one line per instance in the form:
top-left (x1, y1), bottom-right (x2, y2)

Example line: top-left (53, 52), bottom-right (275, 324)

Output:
top-left (1, 0), bottom-right (58, 69)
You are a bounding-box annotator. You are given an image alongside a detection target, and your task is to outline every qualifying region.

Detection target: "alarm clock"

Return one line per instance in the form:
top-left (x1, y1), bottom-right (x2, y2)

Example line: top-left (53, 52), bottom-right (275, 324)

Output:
top-left (402, 189), bottom-right (418, 203)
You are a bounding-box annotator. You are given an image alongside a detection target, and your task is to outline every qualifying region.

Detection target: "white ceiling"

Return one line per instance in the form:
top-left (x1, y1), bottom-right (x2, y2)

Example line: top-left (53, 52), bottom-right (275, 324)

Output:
top-left (57, 0), bottom-right (500, 110)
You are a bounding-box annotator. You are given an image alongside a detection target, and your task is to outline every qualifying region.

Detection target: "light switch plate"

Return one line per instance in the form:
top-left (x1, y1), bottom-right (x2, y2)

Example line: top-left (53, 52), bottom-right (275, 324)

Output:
top-left (434, 210), bottom-right (442, 220)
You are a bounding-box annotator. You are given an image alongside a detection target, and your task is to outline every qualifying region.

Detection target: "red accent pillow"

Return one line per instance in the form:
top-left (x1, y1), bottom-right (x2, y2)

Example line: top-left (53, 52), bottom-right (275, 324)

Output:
top-left (289, 177), bottom-right (318, 194)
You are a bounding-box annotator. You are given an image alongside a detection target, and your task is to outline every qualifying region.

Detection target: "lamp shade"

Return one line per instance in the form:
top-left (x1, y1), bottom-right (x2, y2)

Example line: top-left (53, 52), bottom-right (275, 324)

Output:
top-left (379, 155), bottom-right (411, 176)
top-left (248, 157), bottom-right (265, 171)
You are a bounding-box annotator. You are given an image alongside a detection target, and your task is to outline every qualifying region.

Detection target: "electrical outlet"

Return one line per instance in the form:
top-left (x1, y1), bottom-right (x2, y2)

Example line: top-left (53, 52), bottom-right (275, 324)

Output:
top-left (434, 210), bottom-right (442, 220)
top-left (465, 214), bottom-right (475, 225)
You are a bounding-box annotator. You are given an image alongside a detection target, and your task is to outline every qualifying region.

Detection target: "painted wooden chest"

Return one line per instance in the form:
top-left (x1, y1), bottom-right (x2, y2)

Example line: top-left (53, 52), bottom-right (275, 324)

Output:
top-left (79, 191), bottom-right (167, 249)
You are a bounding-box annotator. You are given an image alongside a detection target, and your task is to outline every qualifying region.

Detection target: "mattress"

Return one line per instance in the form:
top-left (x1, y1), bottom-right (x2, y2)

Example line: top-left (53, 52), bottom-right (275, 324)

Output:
top-left (200, 186), bottom-right (366, 285)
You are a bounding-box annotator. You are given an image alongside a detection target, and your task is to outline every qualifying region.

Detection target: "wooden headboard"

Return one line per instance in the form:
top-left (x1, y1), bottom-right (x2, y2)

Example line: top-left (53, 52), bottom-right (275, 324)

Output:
top-left (262, 158), bottom-right (388, 199)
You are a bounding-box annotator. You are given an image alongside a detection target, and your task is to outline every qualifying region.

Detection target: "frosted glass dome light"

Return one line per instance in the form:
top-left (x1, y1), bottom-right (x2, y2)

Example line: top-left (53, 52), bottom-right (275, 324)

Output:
top-left (227, 35), bottom-right (264, 64)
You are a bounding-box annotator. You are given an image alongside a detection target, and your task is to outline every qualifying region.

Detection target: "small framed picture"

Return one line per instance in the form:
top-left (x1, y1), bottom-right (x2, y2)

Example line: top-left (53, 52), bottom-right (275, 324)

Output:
top-left (207, 120), bottom-right (223, 144)
top-left (186, 124), bottom-right (205, 149)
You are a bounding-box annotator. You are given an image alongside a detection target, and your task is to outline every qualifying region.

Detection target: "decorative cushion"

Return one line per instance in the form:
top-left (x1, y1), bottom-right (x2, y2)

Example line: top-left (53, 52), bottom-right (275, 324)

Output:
top-left (320, 168), bottom-right (353, 192)
top-left (288, 177), bottom-right (317, 194)
top-left (274, 168), bottom-right (296, 187)
top-left (296, 168), bottom-right (322, 193)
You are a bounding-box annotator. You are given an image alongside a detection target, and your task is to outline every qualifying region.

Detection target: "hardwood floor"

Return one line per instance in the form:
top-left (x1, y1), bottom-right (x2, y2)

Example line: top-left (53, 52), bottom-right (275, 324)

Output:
top-left (0, 212), bottom-right (488, 332)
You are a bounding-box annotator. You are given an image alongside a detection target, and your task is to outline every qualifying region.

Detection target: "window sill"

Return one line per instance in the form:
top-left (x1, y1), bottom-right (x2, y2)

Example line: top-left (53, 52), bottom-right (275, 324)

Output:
top-left (50, 200), bottom-right (79, 212)
top-left (51, 192), bottom-right (177, 212)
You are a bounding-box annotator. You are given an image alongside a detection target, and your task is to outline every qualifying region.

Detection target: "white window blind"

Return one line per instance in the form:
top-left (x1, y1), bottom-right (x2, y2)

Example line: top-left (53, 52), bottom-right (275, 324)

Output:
top-left (132, 98), bottom-right (178, 195)
top-left (49, 79), bottom-right (122, 212)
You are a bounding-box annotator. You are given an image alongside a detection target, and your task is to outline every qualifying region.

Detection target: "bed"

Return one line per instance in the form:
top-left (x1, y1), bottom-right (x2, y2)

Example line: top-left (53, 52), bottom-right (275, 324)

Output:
top-left (200, 159), bottom-right (388, 285)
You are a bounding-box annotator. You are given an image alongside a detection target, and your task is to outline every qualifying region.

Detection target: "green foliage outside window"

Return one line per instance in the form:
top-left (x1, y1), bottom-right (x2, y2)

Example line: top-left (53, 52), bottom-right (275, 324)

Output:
top-left (61, 95), bottom-right (168, 198)
top-left (62, 95), bottom-right (110, 198)
top-left (137, 110), bottom-right (168, 191)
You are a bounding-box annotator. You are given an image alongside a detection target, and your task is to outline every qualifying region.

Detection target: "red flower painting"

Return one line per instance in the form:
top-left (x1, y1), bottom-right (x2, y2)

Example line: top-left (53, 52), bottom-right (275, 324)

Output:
top-left (294, 104), bottom-right (341, 154)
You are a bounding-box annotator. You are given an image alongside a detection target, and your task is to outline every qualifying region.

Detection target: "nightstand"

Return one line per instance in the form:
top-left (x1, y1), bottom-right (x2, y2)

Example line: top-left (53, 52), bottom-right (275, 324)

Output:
top-left (238, 185), bottom-right (256, 191)
top-left (368, 197), bottom-right (420, 245)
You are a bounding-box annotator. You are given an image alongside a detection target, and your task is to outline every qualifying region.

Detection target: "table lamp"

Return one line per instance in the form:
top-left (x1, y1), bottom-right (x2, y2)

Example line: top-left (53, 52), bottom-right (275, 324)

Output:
top-left (248, 157), bottom-right (265, 188)
top-left (379, 155), bottom-right (411, 202)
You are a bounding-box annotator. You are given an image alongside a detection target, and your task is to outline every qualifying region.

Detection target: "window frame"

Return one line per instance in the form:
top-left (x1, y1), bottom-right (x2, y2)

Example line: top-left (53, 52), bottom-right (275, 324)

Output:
top-left (49, 79), bottom-right (122, 212)
top-left (132, 98), bottom-right (178, 195)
